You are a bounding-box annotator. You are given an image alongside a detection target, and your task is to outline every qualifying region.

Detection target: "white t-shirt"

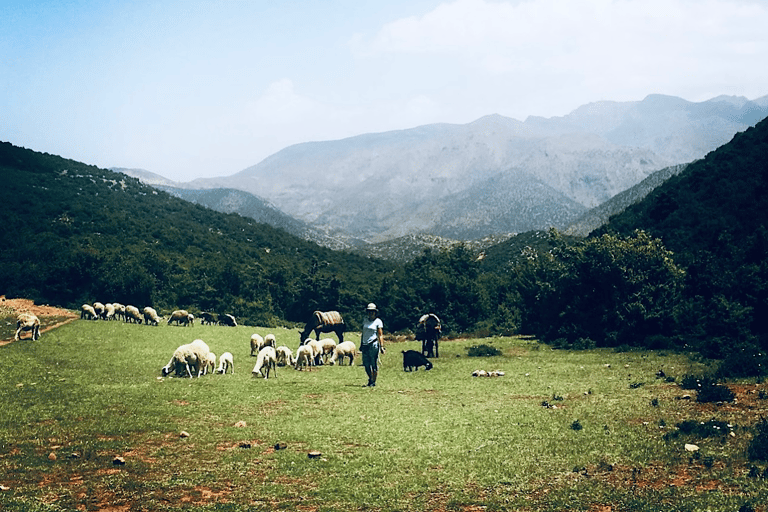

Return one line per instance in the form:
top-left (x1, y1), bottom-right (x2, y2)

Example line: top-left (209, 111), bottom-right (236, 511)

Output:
top-left (361, 317), bottom-right (383, 346)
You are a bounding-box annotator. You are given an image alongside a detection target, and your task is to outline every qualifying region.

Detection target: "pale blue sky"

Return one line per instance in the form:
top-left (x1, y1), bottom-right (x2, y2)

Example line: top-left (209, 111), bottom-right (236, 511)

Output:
top-left (2, 0), bottom-right (766, 181)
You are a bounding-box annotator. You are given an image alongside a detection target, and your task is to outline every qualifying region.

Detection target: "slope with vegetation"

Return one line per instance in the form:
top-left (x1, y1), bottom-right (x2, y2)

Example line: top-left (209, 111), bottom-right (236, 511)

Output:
top-left (0, 141), bottom-right (393, 329)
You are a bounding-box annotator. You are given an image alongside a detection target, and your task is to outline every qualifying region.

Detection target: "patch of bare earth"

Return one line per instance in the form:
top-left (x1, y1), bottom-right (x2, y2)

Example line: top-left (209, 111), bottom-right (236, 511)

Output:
top-left (0, 295), bottom-right (78, 345)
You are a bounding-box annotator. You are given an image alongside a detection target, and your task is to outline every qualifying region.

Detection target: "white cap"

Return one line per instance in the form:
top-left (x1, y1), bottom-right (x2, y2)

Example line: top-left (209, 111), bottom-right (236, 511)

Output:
top-left (366, 303), bottom-right (377, 311)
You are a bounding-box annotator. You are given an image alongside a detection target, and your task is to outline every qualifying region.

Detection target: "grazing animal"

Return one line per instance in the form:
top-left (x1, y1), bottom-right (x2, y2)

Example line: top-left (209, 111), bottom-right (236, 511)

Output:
top-left (294, 344), bottom-right (314, 371)
top-left (93, 302), bottom-right (106, 320)
top-left (275, 346), bottom-right (295, 366)
top-left (15, 313), bottom-right (41, 341)
top-left (200, 312), bottom-right (218, 325)
top-left (217, 352), bottom-right (234, 374)
top-left (329, 341), bottom-right (357, 366)
top-left (219, 313), bottom-right (237, 327)
top-left (112, 303), bottom-right (125, 321)
top-left (161, 339), bottom-right (210, 378)
top-left (124, 305), bottom-right (143, 324)
top-left (402, 350), bottom-right (433, 372)
top-left (317, 338), bottom-right (337, 364)
top-left (301, 338), bottom-right (323, 366)
top-left (250, 334), bottom-right (265, 356)
top-left (417, 313), bottom-right (441, 358)
top-left (104, 303), bottom-right (116, 321)
top-left (167, 309), bottom-right (193, 326)
top-left (142, 306), bottom-right (162, 326)
top-left (203, 352), bottom-right (217, 375)
top-left (81, 304), bottom-right (97, 320)
top-left (298, 310), bottom-right (345, 345)
top-left (252, 346), bottom-right (277, 379)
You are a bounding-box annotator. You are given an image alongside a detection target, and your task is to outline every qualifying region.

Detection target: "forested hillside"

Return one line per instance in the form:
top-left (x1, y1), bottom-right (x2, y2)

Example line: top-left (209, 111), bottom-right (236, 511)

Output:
top-left (594, 116), bottom-right (768, 373)
top-left (0, 141), bottom-right (393, 329)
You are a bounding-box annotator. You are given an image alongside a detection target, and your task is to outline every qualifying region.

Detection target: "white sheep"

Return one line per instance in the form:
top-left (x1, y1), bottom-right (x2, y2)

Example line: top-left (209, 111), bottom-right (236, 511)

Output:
top-left (124, 305), bottom-right (143, 324)
top-left (250, 334), bottom-right (265, 356)
top-left (317, 338), bottom-right (337, 364)
top-left (81, 304), bottom-right (97, 320)
top-left (264, 333), bottom-right (277, 348)
top-left (142, 306), bottom-right (162, 326)
top-left (203, 352), bottom-right (217, 375)
top-left (104, 303), bottom-right (116, 321)
top-left (93, 302), bottom-right (106, 320)
top-left (275, 346), bottom-right (295, 367)
top-left (15, 312), bottom-right (40, 341)
top-left (161, 339), bottom-right (210, 378)
top-left (329, 341), bottom-right (357, 366)
top-left (112, 302), bottom-right (125, 321)
top-left (251, 346), bottom-right (277, 379)
top-left (167, 309), bottom-right (192, 326)
top-left (302, 338), bottom-right (323, 366)
top-left (294, 344), bottom-right (314, 371)
top-left (217, 352), bottom-right (234, 374)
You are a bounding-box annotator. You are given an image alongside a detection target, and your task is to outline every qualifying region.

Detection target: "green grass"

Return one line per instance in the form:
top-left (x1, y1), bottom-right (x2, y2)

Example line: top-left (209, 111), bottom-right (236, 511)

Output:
top-left (1, 321), bottom-right (766, 511)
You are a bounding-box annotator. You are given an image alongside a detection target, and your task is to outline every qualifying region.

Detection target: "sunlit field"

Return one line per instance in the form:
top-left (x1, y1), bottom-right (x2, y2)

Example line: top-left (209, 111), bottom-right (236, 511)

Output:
top-left (1, 319), bottom-right (767, 511)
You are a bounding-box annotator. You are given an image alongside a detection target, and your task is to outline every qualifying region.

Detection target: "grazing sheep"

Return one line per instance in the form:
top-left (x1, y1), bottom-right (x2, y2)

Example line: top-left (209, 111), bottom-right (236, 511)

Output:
top-left (294, 344), bottom-right (314, 371)
top-left (142, 306), bottom-right (162, 326)
top-left (200, 312), bottom-right (218, 325)
top-left (402, 350), bottom-right (433, 372)
top-left (93, 302), bottom-right (106, 320)
top-left (250, 334), bottom-right (265, 356)
top-left (329, 341), bottom-right (357, 366)
top-left (301, 338), bottom-right (323, 366)
top-left (251, 346), bottom-right (277, 379)
top-left (203, 352), bottom-right (217, 375)
top-left (81, 304), bottom-right (97, 320)
top-left (15, 313), bottom-right (40, 341)
top-left (275, 346), bottom-right (295, 366)
top-left (317, 338), bottom-right (337, 364)
top-left (264, 333), bottom-right (276, 348)
top-left (104, 303), bottom-right (116, 321)
top-left (167, 309), bottom-right (192, 326)
top-left (217, 352), bottom-right (234, 374)
top-left (124, 305), bottom-right (143, 324)
top-left (161, 339), bottom-right (210, 378)
top-left (112, 303), bottom-right (125, 322)
top-left (219, 313), bottom-right (237, 327)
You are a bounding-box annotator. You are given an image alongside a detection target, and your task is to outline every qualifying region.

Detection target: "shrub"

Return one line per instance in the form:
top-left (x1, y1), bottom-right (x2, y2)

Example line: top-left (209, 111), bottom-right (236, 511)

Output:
top-left (664, 419), bottom-right (735, 441)
top-left (466, 344), bottom-right (502, 357)
top-left (747, 417), bottom-right (768, 461)
top-left (697, 381), bottom-right (735, 403)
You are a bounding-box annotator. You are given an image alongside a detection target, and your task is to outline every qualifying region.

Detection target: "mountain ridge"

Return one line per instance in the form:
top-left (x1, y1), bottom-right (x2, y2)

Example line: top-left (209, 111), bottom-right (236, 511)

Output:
top-left (120, 93), bottom-right (768, 245)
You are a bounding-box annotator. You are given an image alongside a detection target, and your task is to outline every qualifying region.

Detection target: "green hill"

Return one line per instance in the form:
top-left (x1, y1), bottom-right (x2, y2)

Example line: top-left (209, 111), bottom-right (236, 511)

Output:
top-left (596, 116), bottom-right (768, 368)
top-left (0, 141), bottom-right (394, 328)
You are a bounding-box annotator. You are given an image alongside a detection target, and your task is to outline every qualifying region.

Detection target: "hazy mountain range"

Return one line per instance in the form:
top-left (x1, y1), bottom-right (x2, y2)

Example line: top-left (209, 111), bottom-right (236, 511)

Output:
top-left (117, 93), bottom-right (768, 248)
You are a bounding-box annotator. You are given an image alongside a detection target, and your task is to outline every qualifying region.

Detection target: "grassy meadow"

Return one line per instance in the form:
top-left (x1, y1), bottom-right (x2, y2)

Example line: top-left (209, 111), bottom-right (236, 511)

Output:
top-left (1, 317), bottom-right (767, 511)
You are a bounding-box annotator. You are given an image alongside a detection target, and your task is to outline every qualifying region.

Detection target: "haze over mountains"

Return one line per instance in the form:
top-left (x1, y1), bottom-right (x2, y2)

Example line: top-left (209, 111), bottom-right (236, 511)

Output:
top-left (119, 93), bottom-right (768, 245)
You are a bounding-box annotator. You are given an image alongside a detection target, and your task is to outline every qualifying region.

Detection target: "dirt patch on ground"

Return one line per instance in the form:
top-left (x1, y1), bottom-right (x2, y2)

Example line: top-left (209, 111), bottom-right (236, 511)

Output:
top-left (0, 295), bottom-right (78, 345)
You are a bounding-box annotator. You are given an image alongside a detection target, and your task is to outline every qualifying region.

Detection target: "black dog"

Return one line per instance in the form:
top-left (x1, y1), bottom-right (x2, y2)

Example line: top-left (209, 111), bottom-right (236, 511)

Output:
top-left (402, 350), bottom-right (433, 371)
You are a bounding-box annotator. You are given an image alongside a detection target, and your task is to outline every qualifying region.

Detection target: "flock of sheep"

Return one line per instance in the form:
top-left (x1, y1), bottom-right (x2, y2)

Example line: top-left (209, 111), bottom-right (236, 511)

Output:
top-left (80, 302), bottom-right (236, 328)
top-left (160, 333), bottom-right (358, 381)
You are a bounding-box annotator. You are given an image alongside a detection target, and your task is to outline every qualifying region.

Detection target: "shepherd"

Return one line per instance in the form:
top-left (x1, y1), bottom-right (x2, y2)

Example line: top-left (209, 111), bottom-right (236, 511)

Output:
top-left (299, 310), bottom-right (345, 345)
top-left (417, 313), bottom-right (441, 358)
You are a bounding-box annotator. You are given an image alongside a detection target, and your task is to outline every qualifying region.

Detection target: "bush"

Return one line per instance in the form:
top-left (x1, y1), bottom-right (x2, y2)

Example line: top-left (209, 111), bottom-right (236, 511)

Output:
top-left (747, 417), bottom-right (768, 461)
top-left (664, 419), bottom-right (735, 440)
top-left (697, 381), bottom-right (735, 403)
top-left (466, 344), bottom-right (502, 357)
